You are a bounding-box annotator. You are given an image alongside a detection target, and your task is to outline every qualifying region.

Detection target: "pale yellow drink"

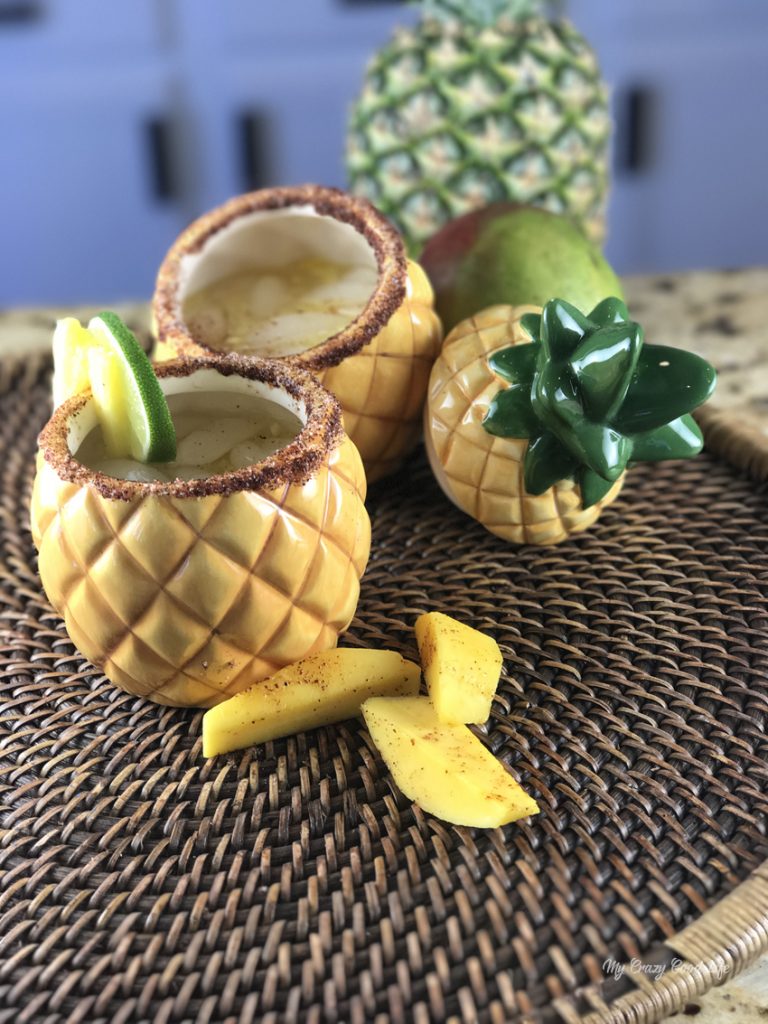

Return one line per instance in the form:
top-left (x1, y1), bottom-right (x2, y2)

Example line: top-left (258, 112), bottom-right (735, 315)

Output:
top-left (182, 256), bottom-right (378, 357)
top-left (75, 391), bottom-right (301, 482)
top-left (153, 187), bottom-right (444, 483)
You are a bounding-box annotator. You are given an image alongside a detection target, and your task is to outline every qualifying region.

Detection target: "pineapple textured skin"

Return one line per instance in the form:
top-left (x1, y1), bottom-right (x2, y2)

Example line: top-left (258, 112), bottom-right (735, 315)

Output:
top-left (424, 305), bottom-right (623, 545)
top-left (347, 16), bottom-right (610, 255)
top-left (313, 259), bottom-right (442, 482)
top-left (30, 438), bottom-right (371, 708)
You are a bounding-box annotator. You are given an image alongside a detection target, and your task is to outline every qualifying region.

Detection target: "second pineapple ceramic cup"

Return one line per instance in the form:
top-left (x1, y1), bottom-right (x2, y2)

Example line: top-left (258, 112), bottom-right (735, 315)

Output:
top-left (152, 185), bottom-right (443, 483)
top-left (31, 354), bottom-right (371, 708)
top-left (425, 299), bottom-right (717, 545)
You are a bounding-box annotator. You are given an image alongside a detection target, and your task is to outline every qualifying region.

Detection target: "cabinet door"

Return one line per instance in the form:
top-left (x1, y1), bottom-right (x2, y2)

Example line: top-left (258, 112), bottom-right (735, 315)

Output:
top-left (568, 0), bottom-right (768, 272)
top-left (0, 68), bottom-right (186, 305)
top-left (183, 51), bottom-right (372, 213)
top-left (569, 0), bottom-right (768, 47)
top-left (0, 0), bottom-right (165, 67)
top-left (177, 0), bottom-right (413, 49)
top-left (605, 39), bottom-right (768, 273)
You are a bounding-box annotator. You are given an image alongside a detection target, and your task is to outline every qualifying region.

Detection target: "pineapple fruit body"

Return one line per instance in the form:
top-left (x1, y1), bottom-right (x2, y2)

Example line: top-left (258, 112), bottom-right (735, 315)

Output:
top-left (424, 305), bottom-right (623, 545)
top-left (347, 14), bottom-right (610, 255)
top-left (31, 361), bottom-right (372, 708)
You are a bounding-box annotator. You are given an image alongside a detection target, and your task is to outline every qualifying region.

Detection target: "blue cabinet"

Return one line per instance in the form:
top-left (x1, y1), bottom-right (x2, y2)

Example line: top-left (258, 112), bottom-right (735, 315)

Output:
top-left (569, 0), bottom-right (768, 273)
top-left (0, 0), bottom-right (165, 65)
top-left (0, 1), bottom-right (766, 303)
top-left (173, 0), bottom-right (416, 210)
top-left (182, 50), bottom-right (376, 210)
top-left (0, 64), bottom-right (187, 304)
top-left (604, 39), bottom-right (768, 274)
top-left (178, 0), bottom-right (414, 47)
top-left (0, 2), bottom-right (413, 305)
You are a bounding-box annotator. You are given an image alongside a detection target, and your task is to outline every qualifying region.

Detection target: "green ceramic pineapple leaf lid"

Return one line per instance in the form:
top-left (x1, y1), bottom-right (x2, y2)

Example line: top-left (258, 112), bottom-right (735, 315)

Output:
top-left (483, 297), bottom-right (717, 508)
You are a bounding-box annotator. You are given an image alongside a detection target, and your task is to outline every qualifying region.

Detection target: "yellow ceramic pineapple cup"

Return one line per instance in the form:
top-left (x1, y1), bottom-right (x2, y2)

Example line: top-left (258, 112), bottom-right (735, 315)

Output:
top-left (30, 354), bottom-right (371, 708)
top-left (425, 306), bottom-right (621, 546)
top-left (152, 185), bottom-right (443, 483)
top-left (425, 300), bottom-right (717, 546)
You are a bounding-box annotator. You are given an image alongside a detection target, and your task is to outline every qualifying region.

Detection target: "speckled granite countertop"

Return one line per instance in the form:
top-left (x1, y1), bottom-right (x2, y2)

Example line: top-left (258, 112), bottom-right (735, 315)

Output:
top-left (1, 269), bottom-right (766, 1023)
top-left (626, 268), bottom-right (768, 436)
top-left (0, 300), bottom-right (153, 357)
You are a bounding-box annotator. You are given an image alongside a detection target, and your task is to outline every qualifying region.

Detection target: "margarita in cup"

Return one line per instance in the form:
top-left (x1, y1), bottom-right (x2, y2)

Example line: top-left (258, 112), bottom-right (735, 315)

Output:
top-left (32, 317), bottom-right (371, 708)
top-left (153, 185), bottom-right (443, 482)
top-left (76, 389), bottom-right (302, 483)
top-left (183, 256), bottom-right (379, 358)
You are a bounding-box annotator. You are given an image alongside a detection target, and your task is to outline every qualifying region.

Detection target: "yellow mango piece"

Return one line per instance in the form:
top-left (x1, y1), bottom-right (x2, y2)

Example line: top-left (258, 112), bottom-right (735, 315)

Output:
top-left (203, 648), bottom-right (420, 756)
top-left (361, 696), bottom-right (539, 828)
top-left (415, 611), bottom-right (502, 724)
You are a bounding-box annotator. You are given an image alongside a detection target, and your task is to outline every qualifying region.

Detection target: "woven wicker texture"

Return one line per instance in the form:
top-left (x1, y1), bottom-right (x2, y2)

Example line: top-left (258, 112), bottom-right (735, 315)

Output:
top-left (1, 355), bottom-right (768, 1024)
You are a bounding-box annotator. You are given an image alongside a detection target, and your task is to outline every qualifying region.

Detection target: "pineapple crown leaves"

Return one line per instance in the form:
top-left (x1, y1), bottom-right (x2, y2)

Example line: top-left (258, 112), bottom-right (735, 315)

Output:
top-left (415, 0), bottom-right (562, 28)
top-left (482, 297), bottom-right (717, 508)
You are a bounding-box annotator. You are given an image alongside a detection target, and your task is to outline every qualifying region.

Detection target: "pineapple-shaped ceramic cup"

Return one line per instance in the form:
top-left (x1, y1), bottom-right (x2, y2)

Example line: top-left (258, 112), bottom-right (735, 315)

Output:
top-left (31, 354), bottom-right (371, 707)
top-left (153, 185), bottom-right (443, 483)
top-left (425, 298), bottom-right (716, 545)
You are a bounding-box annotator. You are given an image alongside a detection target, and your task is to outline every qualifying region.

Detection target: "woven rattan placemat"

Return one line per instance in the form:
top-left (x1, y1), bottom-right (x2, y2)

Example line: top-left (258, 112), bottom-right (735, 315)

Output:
top-left (1, 353), bottom-right (767, 1024)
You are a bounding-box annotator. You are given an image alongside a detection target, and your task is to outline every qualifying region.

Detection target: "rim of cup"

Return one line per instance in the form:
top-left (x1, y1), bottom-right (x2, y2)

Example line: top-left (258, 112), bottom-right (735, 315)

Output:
top-left (37, 352), bottom-right (345, 501)
top-left (152, 184), bottom-right (409, 372)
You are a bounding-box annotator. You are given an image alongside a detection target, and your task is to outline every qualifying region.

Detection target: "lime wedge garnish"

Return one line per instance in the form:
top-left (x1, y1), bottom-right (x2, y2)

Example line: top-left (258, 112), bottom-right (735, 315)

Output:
top-left (52, 317), bottom-right (93, 408)
top-left (51, 310), bottom-right (176, 463)
top-left (86, 312), bottom-right (176, 463)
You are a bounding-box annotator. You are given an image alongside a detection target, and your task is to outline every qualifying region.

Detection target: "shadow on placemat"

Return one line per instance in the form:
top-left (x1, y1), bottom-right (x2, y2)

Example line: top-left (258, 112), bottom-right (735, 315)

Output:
top-left (0, 354), bottom-right (767, 1023)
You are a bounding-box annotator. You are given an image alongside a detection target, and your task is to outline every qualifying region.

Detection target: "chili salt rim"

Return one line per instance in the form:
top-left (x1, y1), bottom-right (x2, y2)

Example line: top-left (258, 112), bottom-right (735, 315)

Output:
top-left (152, 184), bottom-right (408, 373)
top-left (37, 354), bottom-right (346, 502)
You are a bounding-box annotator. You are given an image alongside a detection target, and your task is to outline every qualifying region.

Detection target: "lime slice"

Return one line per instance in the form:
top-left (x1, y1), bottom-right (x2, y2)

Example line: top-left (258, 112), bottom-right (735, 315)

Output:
top-left (87, 312), bottom-right (176, 463)
top-left (52, 317), bottom-right (93, 407)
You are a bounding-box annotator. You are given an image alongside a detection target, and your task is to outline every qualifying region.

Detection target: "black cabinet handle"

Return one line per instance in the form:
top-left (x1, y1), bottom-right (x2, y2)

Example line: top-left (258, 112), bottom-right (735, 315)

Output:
top-left (238, 111), bottom-right (271, 192)
top-left (616, 86), bottom-right (655, 175)
top-left (0, 2), bottom-right (42, 25)
top-left (145, 117), bottom-right (178, 202)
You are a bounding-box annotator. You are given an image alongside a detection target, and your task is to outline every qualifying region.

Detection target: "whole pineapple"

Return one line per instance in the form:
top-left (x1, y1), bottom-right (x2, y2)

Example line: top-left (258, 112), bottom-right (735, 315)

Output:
top-left (346, 0), bottom-right (611, 256)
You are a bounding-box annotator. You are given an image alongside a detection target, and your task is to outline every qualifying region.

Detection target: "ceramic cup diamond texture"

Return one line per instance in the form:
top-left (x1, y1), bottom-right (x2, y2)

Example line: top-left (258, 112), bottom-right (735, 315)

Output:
top-left (315, 261), bottom-right (441, 481)
top-left (425, 305), bottom-right (623, 545)
top-left (30, 363), bottom-right (371, 708)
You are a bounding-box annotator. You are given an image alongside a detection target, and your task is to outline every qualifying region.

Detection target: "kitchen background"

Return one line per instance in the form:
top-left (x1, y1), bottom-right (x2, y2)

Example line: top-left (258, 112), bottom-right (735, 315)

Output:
top-left (1, 0), bottom-right (767, 305)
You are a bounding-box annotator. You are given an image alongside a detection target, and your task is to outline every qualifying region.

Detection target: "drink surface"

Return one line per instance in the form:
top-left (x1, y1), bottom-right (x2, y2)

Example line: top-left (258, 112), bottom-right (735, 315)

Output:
top-left (76, 391), bottom-right (302, 482)
top-left (182, 257), bottom-right (378, 357)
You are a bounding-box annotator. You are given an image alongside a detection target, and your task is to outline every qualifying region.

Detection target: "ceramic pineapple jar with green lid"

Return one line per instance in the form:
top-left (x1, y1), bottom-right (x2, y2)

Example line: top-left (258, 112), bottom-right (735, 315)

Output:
top-left (425, 298), bottom-right (717, 545)
top-left (346, 0), bottom-right (610, 255)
